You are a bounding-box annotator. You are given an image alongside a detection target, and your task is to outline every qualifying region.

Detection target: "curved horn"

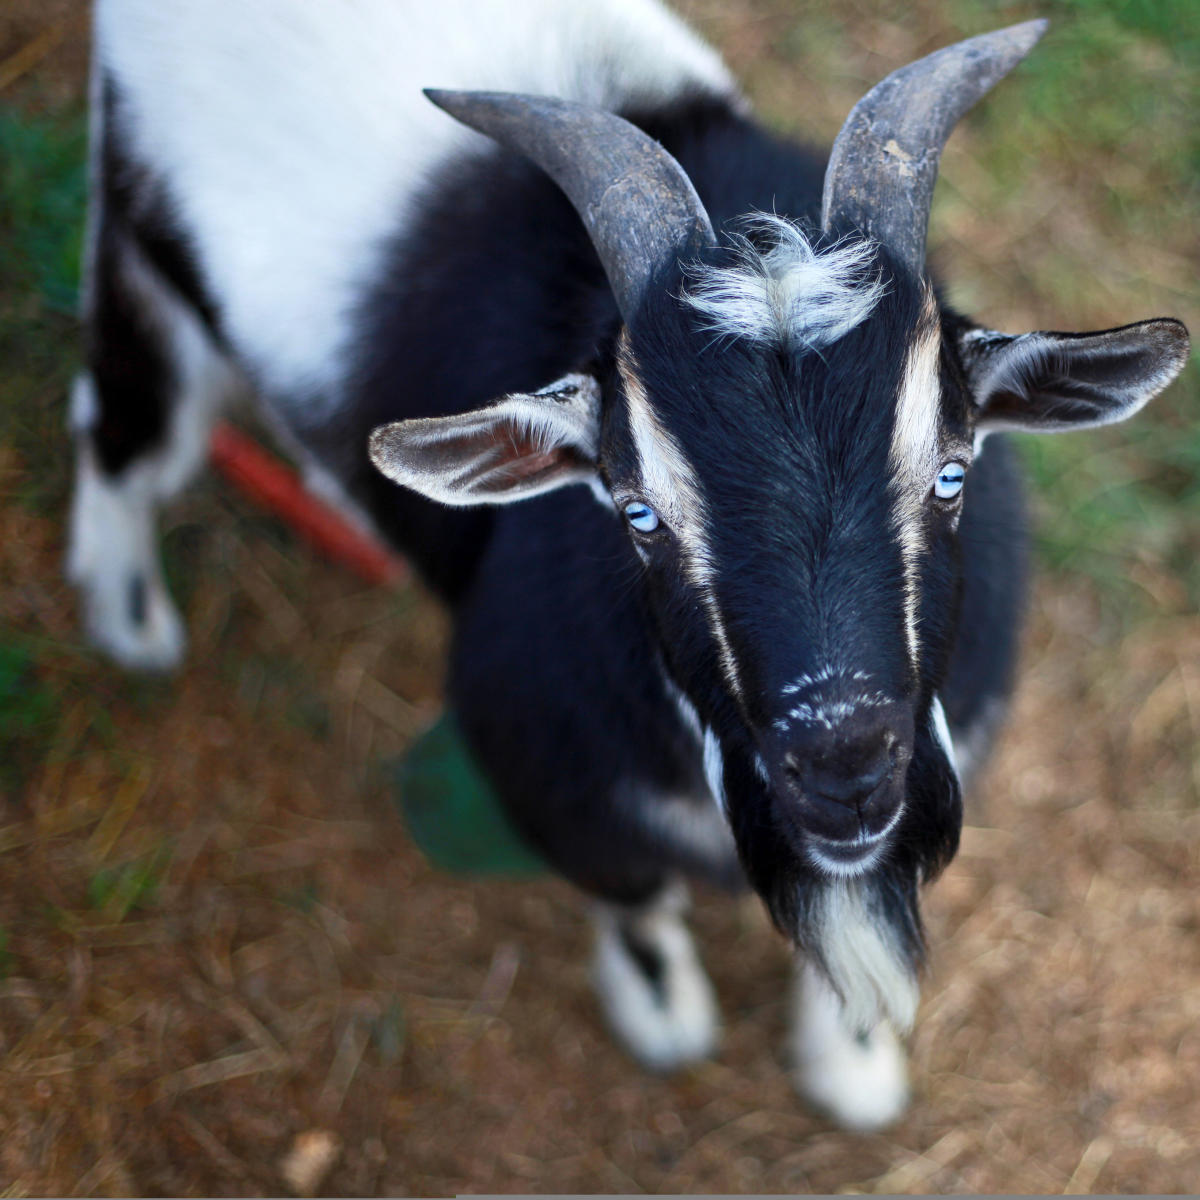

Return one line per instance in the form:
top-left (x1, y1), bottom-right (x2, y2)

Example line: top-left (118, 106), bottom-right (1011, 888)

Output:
top-left (821, 20), bottom-right (1048, 275)
top-left (425, 89), bottom-right (716, 323)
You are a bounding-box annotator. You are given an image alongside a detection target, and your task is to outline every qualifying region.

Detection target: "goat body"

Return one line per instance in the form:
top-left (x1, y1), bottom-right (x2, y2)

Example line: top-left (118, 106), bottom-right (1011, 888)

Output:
top-left (71, 0), bottom-right (1188, 1129)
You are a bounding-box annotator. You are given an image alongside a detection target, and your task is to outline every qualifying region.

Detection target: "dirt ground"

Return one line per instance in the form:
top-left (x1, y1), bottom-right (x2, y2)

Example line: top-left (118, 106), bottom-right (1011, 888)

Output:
top-left (2, 2), bottom-right (1198, 1196)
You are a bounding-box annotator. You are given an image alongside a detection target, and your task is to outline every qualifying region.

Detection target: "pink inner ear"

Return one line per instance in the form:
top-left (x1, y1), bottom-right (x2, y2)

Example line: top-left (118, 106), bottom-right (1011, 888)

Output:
top-left (499, 449), bottom-right (568, 480)
top-left (481, 426), bottom-right (586, 487)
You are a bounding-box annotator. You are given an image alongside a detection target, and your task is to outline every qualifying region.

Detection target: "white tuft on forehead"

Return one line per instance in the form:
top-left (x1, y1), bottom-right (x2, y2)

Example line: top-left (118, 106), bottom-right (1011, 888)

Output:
top-left (682, 214), bottom-right (885, 349)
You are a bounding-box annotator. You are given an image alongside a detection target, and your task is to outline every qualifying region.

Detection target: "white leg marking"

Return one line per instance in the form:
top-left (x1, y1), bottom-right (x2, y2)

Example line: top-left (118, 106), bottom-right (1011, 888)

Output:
top-left (67, 248), bottom-right (238, 670)
top-left (791, 959), bottom-right (910, 1131)
top-left (590, 883), bottom-right (719, 1071)
top-left (67, 424), bottom-right (186, 672)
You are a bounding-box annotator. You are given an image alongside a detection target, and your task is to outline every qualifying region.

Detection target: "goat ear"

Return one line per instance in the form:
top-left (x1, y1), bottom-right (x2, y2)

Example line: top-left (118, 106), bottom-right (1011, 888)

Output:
top-left (959, 318), bottom-right (1189, 434)
top-left (368, 373), bottom-right (601, 506)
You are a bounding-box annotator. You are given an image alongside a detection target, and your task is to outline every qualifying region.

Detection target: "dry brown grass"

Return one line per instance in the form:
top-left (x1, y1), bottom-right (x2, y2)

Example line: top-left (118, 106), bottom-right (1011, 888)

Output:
top-left (2, 2), bottom-right (1198, 1195)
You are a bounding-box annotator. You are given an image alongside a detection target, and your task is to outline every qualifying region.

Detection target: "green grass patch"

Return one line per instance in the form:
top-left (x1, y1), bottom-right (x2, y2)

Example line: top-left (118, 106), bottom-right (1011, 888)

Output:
top-left (0, 107), bottom-right (87, 509)
top-left (86, 843), bottom-right (173, 921)
top-left (0, 640), bottom-right (61, 797)
top-left (0, 108), bottom-right (87, 314)
top-left (1020, 356), bottom-right (1200, 621)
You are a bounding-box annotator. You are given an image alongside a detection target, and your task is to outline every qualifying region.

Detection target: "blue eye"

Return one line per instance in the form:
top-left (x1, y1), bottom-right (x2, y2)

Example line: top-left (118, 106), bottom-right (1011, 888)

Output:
top-left (934, 462), bottom-right (966, 500)
top-left (623, 501), bottom-right (660, 533)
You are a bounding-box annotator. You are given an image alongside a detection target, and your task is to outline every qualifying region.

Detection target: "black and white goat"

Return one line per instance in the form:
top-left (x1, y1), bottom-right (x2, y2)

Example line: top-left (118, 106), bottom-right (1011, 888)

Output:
top-left (71, 0), bottom-right (1188, 1129)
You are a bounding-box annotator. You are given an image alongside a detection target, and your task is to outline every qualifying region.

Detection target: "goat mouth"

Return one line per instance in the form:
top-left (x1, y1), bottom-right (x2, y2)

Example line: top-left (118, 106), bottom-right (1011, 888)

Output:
top-left (802, 804), bottom-right (905, 878)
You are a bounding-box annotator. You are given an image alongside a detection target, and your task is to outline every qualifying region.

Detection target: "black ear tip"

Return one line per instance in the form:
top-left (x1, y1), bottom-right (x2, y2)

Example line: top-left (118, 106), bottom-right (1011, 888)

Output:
top-left (1157, 317), bottom-right (1191, 366)
top-left (1139, 316), bottom-right (1191, 355)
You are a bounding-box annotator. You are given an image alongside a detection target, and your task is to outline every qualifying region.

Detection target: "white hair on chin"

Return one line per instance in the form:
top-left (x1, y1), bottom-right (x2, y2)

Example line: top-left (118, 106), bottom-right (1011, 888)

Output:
top-left (809, 879), bottom-right (919, 1036)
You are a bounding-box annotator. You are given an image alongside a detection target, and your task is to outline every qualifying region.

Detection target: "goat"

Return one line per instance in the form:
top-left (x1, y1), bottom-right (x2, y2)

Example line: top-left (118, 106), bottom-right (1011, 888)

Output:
top-left (70, 0), bottom-right (1189, 1129)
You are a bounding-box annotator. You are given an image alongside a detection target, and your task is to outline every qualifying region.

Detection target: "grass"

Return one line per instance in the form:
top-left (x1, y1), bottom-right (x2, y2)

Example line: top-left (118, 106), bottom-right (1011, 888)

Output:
top-left (86, 843), bottom-right (172, 921)
top-left (0, 107), bottom-right (86, 315)
top-left (0, 108), bottom-right (85, 514)
top-left (0, 640), bottom-right (60, 798)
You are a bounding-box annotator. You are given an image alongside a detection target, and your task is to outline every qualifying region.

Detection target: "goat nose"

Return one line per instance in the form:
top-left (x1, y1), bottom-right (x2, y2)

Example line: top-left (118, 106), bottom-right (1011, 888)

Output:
top-left (786, 743), bottom-right (891, 809)
top-left (784, 732), bottom-right (893, 811)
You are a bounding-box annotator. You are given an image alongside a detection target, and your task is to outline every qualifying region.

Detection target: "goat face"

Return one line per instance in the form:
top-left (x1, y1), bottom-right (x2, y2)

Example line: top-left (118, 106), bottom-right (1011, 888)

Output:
top-left (609, 232), bottom-right (958, 896)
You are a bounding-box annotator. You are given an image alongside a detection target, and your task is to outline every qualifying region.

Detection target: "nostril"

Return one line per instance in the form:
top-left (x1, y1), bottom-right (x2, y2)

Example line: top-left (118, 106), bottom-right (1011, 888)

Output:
top-left (860, 750), bottom-right (890, 788)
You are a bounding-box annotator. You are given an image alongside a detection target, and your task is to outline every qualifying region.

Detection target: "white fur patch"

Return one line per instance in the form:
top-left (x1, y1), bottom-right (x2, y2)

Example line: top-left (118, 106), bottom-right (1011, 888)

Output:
top-left (947, 694), bottom-right (1007, 786)
top-left (775, 669), bottom-right (890, 733)
top-left (791, 959), bottom-right (910, 1130)
top-left (96, 0), bottom-right (738, 421)
top-left (774, 691), bottom-right (893, 734)
top-left (702, 726), bottom-right (727, 814)
top-left (683, 215), bottom-right (885, 349)
top-left (887, 290), bottom-right (942, 666)
top-left (639, 792), bottom-right (737, 869)
top-left (811, 880), bottom-right (919, 1036)
top-left (781, 666), bottom-right (870, 696)
top-left (662, 670), bottom-right (703, 743)
top-left (930, 694), bottom-right (960, 783)
top-left (590, 885), bottom-right (719, 1071)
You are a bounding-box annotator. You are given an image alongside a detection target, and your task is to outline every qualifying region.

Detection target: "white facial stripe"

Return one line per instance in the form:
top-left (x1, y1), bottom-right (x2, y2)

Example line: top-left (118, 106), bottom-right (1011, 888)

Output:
top-left (887, 290), bottom-right (942, 668)
top-left (618, 333), bottom-right (745, 703)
